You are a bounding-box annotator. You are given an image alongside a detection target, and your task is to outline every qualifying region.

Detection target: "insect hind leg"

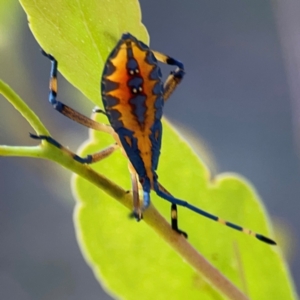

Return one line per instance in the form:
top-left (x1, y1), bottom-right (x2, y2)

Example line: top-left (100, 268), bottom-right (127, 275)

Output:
top-left (157, 184), bottom-right (187, 238)
top-left (171, 204), bottom-right (188, 238)
top-left (155, 186), bottom-right (276, 244)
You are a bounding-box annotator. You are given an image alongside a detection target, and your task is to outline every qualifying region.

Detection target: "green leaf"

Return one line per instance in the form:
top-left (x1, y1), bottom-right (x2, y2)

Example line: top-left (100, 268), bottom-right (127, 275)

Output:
top-left (20, 0), bottom-right (297, 299)
top-left (73, 119), bottom-right (296, 299)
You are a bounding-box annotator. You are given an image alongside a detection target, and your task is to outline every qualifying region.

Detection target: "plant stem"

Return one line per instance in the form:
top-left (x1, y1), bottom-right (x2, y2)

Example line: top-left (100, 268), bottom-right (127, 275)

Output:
top-left (0, 80), bottom-right (49, 135)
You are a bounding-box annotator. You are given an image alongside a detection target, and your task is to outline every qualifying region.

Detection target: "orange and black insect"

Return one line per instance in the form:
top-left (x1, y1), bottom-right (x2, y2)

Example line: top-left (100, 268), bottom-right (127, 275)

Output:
top-left (31, 33), bottom-right (276, 244)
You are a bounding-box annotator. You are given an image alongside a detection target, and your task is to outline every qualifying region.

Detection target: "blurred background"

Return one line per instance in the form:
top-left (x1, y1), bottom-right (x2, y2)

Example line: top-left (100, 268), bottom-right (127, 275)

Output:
top-left (0, 0), bottom-right (299, 299)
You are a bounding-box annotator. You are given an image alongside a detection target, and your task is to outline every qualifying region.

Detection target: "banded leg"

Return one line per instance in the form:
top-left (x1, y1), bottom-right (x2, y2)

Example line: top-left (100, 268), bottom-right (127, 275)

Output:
top-left (128, 162), bottom-right (186, 240)
top-left (153, 51), bottom-right (186, 234)
top-left (154, 186), bottom-right (276, 245)
top-left (41, 50), bottom-right (113, 135)
top-left (128, 163), bottom-right (142, 220)
top-left (152, 51), bottom-right (185, 102)
top-left (171, 204), bottom-right (188, 238)
top-left (30, 133), bottom-right (118, 164)
top-left (158, 183), bottom-right (188, 238)
top-left (35, 51), bottom-right (116, 163)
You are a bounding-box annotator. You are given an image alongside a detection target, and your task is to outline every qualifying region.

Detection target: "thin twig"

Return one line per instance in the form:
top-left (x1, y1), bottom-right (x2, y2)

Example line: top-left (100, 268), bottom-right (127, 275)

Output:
top-left (0, 80), bottom-right (49, 136)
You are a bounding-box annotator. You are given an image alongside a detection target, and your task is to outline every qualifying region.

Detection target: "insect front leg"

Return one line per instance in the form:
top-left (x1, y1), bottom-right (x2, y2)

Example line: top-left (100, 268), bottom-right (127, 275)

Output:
top-left (41, 50), bottom-right (112, 134)
top-left (152, 50), bottom-right (185, 102)
top-left (31, 51), bottom-right (118, 163)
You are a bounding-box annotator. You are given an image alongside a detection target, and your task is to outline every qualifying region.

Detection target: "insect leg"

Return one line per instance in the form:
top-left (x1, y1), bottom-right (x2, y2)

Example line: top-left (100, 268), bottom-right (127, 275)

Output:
top-left (33, 51), bottom-right (116, 162)
top-left (171, 204), bottom-right (188, 238)
top-left (93, 108), bottom-right (108, 116)
top-left (151, 51), bottom-right (186, 228)
top-left (152, 51), bottom-right (185, 102)
top-left (128, 163), bottom-right (143, 220)
top-left (88, 143), bottom-right (119, 163)
top-left (155, 187), bottom-right (276, 245)
top-left (30, 133), bottom-right (118, 164)
top-left (41, 50), bottom-right (112, 135)
top-left (157, 183), bottom-right (187, 238)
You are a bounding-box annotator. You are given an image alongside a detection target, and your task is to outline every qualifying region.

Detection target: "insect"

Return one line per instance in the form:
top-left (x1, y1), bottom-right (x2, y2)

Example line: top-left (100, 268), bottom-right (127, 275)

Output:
top-left (31, 33), bottom-right (276, 244)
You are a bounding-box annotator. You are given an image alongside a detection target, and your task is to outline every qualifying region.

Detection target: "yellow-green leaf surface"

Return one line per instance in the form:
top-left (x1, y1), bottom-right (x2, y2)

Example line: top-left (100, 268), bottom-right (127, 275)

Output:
top-left (20, 0), bottom-right (297, 299)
